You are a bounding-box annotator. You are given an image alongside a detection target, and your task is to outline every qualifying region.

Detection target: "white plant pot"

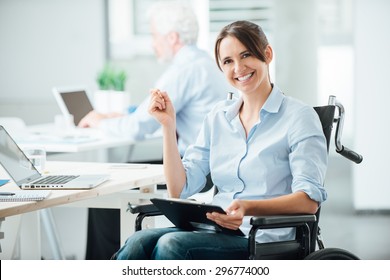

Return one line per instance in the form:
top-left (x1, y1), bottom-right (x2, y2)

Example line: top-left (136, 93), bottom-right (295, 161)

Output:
top-left (94, 90), bottom-right (130, 114)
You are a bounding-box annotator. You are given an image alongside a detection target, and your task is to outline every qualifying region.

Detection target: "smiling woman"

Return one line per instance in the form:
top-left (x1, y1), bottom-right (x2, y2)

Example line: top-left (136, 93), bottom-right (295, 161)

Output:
top-left (113, 20), bottom-right (328, 260)
top-left (214, 21), bottom-right (274, 137)
top-left (214, 22), bottom-right (273, 108)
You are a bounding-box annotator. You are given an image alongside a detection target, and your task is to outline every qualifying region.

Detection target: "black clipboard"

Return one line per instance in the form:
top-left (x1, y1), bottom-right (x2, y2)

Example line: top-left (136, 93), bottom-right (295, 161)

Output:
top-left (150, 198), bottom-right (245, 236)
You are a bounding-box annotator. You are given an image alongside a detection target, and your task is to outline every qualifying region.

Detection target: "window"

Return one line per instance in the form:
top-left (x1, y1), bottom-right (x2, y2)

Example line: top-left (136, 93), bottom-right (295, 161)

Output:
top-left (107, 0), bottom-right (274, 58)
top-left (209, 0), bottom-right (273, 33)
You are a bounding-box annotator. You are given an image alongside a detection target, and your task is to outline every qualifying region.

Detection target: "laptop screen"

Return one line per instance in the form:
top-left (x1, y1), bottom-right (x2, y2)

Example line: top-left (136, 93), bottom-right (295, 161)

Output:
top-left (58, 90), bottom-right (94, 126)
top-left (0, 126), bottom-right (41, 185)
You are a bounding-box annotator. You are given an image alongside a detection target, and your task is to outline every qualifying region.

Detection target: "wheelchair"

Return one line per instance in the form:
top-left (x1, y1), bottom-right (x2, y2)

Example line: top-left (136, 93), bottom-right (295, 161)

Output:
top-left (128, 95), bottom-right (363, 260)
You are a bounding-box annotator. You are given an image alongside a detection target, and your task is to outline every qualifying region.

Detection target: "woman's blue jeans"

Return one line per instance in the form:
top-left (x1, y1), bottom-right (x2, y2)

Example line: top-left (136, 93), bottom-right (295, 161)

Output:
top-left (114, 227), bottom-right (249, 260)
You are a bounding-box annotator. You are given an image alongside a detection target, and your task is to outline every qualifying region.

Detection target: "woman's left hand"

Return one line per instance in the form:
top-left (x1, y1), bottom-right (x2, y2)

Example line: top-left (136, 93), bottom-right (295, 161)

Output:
top-left (206, 200), bottom-right (245, 230)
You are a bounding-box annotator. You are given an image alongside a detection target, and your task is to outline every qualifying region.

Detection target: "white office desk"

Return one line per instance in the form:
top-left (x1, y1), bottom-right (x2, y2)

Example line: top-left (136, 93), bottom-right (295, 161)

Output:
top-left (0, 161), bottom-right (165, 259)
top-left (17, 123), bottom-right (162, 154)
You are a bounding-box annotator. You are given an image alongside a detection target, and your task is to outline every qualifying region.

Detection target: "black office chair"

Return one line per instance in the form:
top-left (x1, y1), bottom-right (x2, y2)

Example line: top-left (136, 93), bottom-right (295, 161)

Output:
top-left (128, 95), bottom-right (363, 260)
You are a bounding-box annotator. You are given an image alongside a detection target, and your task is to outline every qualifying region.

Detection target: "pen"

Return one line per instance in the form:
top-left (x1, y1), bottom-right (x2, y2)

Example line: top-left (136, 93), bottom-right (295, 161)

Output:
top-left (0, 192), bottom-right (15, 196)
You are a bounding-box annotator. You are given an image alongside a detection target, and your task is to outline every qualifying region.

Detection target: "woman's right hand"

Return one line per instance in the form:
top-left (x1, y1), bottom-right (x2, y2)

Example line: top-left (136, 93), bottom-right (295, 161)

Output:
top-left (148, 89), bottom-right (176, 128)
top-left (149, 88), bottom-right (185, 197)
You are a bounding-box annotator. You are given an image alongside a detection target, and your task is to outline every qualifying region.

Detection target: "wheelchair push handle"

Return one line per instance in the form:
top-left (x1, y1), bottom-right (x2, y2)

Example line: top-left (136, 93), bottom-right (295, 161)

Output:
top-left (336, 145), bottom-right (363, 164)
top-left (328, 95), bottom-right (363, 164)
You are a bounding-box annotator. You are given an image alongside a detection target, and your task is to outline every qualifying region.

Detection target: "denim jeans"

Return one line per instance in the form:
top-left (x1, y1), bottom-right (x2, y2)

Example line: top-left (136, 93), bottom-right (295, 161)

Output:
top-left (114, 227), bottom-right (249, 260)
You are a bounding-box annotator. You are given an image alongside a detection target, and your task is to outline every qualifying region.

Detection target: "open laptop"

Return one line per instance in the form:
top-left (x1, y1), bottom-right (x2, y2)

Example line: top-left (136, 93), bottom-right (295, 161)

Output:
top-left (0, 125), bottom-right (109, 190)
top-left (52, 87), bottom-right (94, 126)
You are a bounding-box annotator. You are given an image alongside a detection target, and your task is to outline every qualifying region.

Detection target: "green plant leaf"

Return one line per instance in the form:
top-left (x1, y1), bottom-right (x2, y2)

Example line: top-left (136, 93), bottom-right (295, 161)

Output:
top-left (96, 64), bottom-right (127, 91)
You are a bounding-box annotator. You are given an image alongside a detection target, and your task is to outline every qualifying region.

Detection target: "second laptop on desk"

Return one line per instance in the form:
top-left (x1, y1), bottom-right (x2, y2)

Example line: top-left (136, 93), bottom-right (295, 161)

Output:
top-left (52, 87), bottom-right (94, 127)
top-left (0, 125), bottom-right (109, 190)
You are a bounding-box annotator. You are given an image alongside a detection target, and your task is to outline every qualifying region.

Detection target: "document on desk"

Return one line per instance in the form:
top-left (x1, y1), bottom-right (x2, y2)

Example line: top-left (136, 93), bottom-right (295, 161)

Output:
top-left (0, 190), bottom-right (50, 202)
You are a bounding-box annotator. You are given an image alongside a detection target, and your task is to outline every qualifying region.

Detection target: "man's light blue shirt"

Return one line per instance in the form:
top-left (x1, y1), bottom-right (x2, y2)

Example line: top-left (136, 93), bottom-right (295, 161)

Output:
top-left (181, 85), bottom-right (328, 242)
top-left (100, 45), bottom-right (232, 155)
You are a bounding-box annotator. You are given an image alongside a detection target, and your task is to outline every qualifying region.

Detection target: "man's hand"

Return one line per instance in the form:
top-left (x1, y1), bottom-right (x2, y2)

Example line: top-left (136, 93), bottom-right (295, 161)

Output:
top-left (78, 111), bottom-right (123, 128)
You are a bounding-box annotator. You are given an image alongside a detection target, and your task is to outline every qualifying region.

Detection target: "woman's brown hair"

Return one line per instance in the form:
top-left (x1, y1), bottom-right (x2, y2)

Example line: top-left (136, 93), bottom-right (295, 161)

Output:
top-left (214, 20), bottom-right (269, 71)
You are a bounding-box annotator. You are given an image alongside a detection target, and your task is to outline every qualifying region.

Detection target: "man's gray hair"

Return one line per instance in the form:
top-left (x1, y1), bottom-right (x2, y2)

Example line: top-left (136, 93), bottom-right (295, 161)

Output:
top-left (148, 1), bottom-right (199, 45)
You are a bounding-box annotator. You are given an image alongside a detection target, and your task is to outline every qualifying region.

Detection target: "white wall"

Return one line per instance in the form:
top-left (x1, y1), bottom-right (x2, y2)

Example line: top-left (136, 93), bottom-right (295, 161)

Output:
top-left (274, 0), bottom-right (319, 105)
top-left (0, 0), bottom-right (166, 126)
top-left (0, 0), bottom-right (106, 125)
top-left (353, 0), bottom-right (390, 210)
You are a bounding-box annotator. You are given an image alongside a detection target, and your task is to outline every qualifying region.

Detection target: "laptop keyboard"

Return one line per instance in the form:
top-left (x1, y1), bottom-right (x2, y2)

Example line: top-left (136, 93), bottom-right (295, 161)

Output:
top-left (33, 175), bottom-right (79, 185)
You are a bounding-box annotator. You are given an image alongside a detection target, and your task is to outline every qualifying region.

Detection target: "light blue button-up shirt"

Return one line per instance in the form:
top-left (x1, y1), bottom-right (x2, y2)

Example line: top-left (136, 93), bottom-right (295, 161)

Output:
top-left (181, 85), bottom-right (328, 242)
top-left (100, 45), bottom-right (233, 155)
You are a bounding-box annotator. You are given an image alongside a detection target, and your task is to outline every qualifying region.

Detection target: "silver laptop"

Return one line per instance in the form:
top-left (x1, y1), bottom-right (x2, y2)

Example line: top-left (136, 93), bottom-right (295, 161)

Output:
top-left (0, 125), bottom-right (109, 190)
top-left (52, 87), bottom-right (94, 126)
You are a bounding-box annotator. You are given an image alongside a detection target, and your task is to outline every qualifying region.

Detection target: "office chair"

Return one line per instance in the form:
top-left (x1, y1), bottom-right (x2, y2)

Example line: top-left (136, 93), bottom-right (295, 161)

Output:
top-left (128, 95), bottom-right (363, 260)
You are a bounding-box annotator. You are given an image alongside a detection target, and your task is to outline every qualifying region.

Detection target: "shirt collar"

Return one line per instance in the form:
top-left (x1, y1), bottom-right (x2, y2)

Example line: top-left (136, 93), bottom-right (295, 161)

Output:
top-left (225, 96), bottom-right (243, 121)
top-left (172, 45), bottom-right (197, 66)
top-left (225, 85), bottom-right (285, 122)
top-left (262, 84), bottom-right (285, 114)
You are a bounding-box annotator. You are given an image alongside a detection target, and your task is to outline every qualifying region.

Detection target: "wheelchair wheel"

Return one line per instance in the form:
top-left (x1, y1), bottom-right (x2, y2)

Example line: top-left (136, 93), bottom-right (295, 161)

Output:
top-left (304, 248), bottom-right (359, 260)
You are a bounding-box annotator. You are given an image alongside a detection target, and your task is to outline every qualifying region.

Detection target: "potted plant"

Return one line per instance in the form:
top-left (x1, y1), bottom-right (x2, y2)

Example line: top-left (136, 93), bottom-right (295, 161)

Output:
top-left (97, 64), bottom-right (127, 91)
top-left (94, 64), bottom-right (130, 114)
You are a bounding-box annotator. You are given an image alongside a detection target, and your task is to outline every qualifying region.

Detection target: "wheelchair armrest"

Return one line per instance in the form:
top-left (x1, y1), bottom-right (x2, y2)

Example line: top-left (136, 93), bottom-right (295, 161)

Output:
top-left (128, 203), bottom-right (160, 214)
top-left (250, 214), bottom-right (316, 229)
top-left (128, 202), bottom-right (163, 231)
top-left (248, 214), bottom-right (316, 260)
